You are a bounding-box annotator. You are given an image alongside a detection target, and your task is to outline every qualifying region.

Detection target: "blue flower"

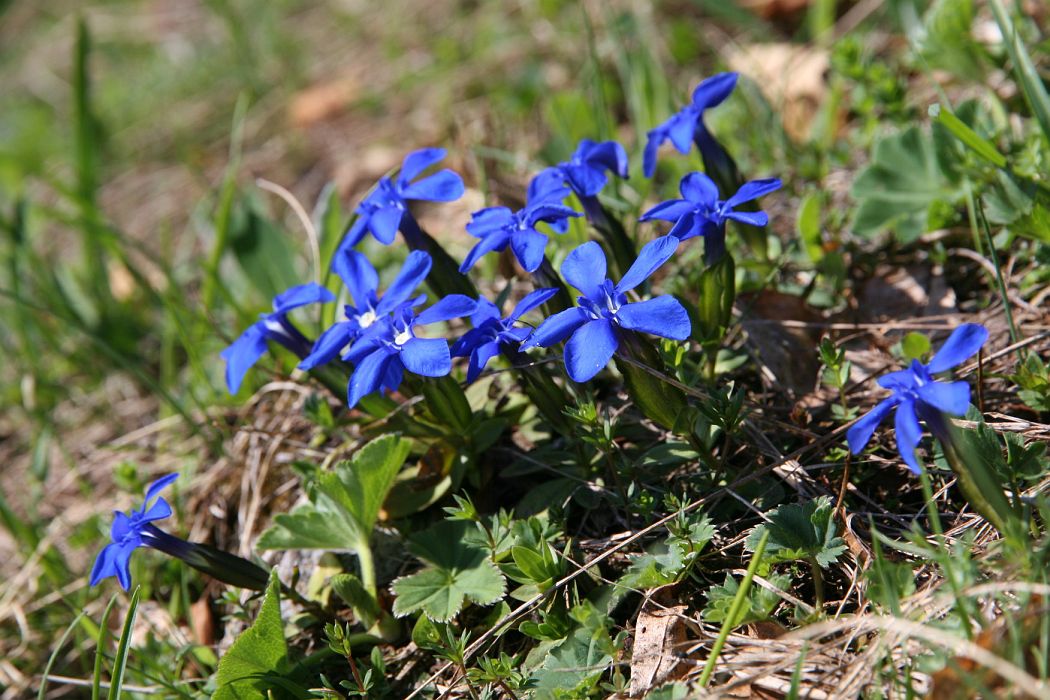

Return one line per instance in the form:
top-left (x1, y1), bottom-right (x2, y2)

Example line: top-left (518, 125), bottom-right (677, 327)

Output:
top-left (299, 249), bottom-right (431, 371)
top-left (460, 188), bottom-right (580, 273)
top-left (90, 474), bottom-right (178, 590)
top-left (451, 288), bottom-right (558, 382)
top-left (344, 295), bottom-right (478, 407)
top-left (847, 324), bottom-right (989, 474)
top-left (639, 172), bottom-right (780, 262)
top-left (643, 72), bottom-right (738, 178)
top-left (540, 139), bottom-right (629, 199)
top-left (521, 237), bottom-right (690, 382)
top-left (221, 283), bottom-right (335, 394)
top-left (345, 148), bottom-right (465, 247)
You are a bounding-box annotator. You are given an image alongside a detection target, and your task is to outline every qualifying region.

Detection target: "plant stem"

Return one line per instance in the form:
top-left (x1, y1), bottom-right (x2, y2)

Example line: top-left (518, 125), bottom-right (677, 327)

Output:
top-left (808, 557), bottom-right (825, 612)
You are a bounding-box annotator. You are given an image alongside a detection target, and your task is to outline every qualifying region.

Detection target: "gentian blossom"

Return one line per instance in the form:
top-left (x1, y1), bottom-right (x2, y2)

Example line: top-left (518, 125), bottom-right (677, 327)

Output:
top-left (451, 288), bottom-right (558, 382)
top-left (539, 139), bottom-right (629, 200)
top-left (847, 324), bottom-right (989, 474)
top-left (222, 283), bottom-right (335, 394)
top-left (343, 295), bottom-right (478, 407)
top-left (344, 148), bottom-right (465, 248)
top-left (298, 249), bottom-right (430, 371)
top-left (459, 185), bottom-right (580, 273)
top-left (643, 72), bottom-right (738, 178)
top-left (639, 172), bottom-right (781, 263)
top-left (521, 237), bottom-right (690, 382)
top-left (90, 474), bottom-right (178, 590)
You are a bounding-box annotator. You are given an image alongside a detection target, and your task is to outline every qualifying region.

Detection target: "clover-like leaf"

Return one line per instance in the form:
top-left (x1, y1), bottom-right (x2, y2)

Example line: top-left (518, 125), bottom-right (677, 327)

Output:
top-left (745, 496), bottom-right (846, 568)
top-left (391, 520), bottom-right (507, 622)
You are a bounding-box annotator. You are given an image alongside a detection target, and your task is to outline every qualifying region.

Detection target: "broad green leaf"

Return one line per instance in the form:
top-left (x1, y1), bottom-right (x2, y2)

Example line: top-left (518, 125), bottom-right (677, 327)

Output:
top-left (214, 570), bottom-right (297, 700)
top-left (391, 520), bottom-right (507, 621)
top-left (918, 0), bottom-right (986, 81)
top-left (850, 126), bottom-right (958, 242)
top-left (330, 573), bottom-right (381, 629)
top-left (529, 626), bottom-right (614, 699)
top-left (331, 434), bottom-right (413, 538)
top-left (901, 332), bottom-right (931, 362)
top-left (745, 496), bottom-right (846, 568)
top-left (256, 494), bottom-right (358, 551)
top-left (229, 196), bottom-right (302, 302)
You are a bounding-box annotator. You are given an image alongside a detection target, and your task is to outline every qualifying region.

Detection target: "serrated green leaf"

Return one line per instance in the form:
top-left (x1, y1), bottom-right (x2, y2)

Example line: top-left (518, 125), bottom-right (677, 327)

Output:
top-left (214, 570), bottom-right (299, 700)
top-left (529, 626), bottom-right (614, 699)
top-left (918, 0), bottom-right (986, 81)
top-left (702, 572), bottom-right (789, 626)
top-left (745, 496), bottom-right (846, 568)
top-left (391, 520), bottom-right (507, 621)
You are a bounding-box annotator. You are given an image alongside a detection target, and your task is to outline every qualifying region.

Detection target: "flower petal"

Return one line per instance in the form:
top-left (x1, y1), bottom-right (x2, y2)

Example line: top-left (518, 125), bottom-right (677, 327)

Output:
top-left (299, 321), bottom-right (355, 370)
top-left (846, 395), bottom-right (901, 454)
top-left (415, 294), bottom-right (477, 325)
top-left (667, 110), bottom-right (696, 153)
top-left (528, 169), bottom-right (570, 204)
top-left (400, 170), bottom-right (465, 202)
top-left (615, 295), bottom-right (691, 340)
top-left (272, 282), bottom-right (336, 314)
top-left (691, 72), bottom-right (739, 111)
top-left (460, 229), bottom-right (510, 272)
top-left (642, 127), bottom-right (665, 178)
top-left (508, 288), bottom-right (559, 322)
top-left (143, 473), bottom-right (179, 507)
top-left (723, 210), bottom-right (768, 227)
top-left (581, 139), bottom-right (629, 179)
top-left (467, 340), bottom-right (502, 382)
top-left (466, 206), bottom-right (515, 236)
top-left (564, 319), bottom-right (618, 382)
top-left (90, 543), bottom-right (121, 587)
top-left (510, 228), bottom-right (549, 273)
top-left (400, 337), bottom-right (451, 376)
top-left (877, 368), bottom-right (918, 392)
top-left (616, 235), bottom-right (679, 294)
top-left (520, 307), bottom-right (590, 349)
top-left (724, 178), bottom-right (782, 209)
top-left (561, 241), bottom-right (607, 298)
top-left (470, 298), bottom-right (502, 327)
top-left (679, 172), bottom-right (719, 205)
top-left (894, 399), bottom-right (924, 474)
top-left (918, 380), bottom-right (971, 416)
top-left (639, 198), bottom-right (695, 223)
top-left (926, 323), bottom-right (989, 374)
top-left (562, 163), bottom-right (607, 198)
top-left (668, 212), bottom-right (703, 240)
top-left (369, 206), bottom-right (404, 245)
top-left (399, 147), bottom-right (446, 184)
top-left (141, 496), bottom-right (172, 523)
top-left (348, 348), bottom-right (397, 407)
top-left (332, 250), bottom-right (379, 307)
top-left (377, 250), bottom-right (432, 313)
top-left (221, 323), bottom-right (269, 394)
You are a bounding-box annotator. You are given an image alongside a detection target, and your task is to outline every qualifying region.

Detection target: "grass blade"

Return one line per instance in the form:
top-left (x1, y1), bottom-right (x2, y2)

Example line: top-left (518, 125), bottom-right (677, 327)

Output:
top-left (989, 0), bottom-right (1050, 144)
top-left (92, 594), bottom-right (120, 700)
top-left (37, 610), bottom-right (88, 700)
top-left (107, 587), bottom-right (141, 700)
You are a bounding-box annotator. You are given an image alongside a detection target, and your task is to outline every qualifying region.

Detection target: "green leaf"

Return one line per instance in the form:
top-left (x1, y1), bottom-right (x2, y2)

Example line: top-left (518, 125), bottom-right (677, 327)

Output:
top-left (214, 570), bottom-right (298, 700)
top-left (990, 0), bottom-right (1050, 145)
top-left (929, 104), bottom-right (1005, 168)
top-left (917, 0), bottom-right (986, 81)
top-left (702, 572), bottom-right (789, 626)
top-left (865, 561), bottom-right (916, 611)
top-left (745, 496), bottom-right (846, 568)
top-left (797, 192), bottom-right (823, 262)
top-left (850, 126), bottom-right (958, 242)
top-left (257, 434), bottom-right (411, 552)
top-left (330, 573), bottom-right (381, 629)
top-left (391, 520), bottom-right (507, 621)
top-left (529, 626), bottom-right (614, 699)
top-left (901, 332), bottom-right (931, 362)
top-left (229, 196), bottom-right (303, 302)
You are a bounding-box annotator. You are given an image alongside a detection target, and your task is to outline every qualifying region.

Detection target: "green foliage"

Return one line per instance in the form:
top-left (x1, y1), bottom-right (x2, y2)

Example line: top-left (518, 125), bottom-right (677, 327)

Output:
top-left (745, 496), bottom-right (846, 568)
top-left (528, 604), bottom-right (619, 699)
top-left (703, 571), bottom-right (790, 626)
top-left (900, 332), bottom-right (932, 362)
top-left (392, 520), bottom-right (507, 621)
top-left (618, 509), bottom-right (715, 592)
top-left (1011, 350), bottom-right (1050, 412)
top-left (917, 0), bottom-right (986, 81)
top-left (330, 573), bottom-right (381, 629)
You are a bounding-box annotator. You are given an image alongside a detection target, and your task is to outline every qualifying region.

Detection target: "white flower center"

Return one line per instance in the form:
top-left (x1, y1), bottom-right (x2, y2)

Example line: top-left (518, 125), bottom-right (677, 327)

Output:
top-left (394, 329), bottom-right (413, 346)
top-left (357, 310), bottom-right (377, 328)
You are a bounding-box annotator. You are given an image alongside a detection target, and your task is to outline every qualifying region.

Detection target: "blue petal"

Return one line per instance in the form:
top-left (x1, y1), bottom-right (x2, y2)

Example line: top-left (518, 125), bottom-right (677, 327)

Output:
top-left (143, 473), bottom-right (179, 507)
top-left (616, 236), bottom-right (679, 294)
top-left (511, 228), bottom-right (548, 273)
top-left (926, 324), bottom-right (989, 374)
top-left (615, 296), bottom-right (691, 340)
top-left (90, 543), bottom-right (121, 587)
top-left (112, 541), bottom-right (138, 591)
top-left (377, 250), bottom-right (432, 313)
top-left (877, 368), bottom-right (919, 393)
top-left (343, 321), bottom-right (394, 365)
top-left (561, 241), bottom-right (607, 299)
top-left (508, 288), bottom-right (558, 322)
top-left (467, 340), bottom-right (502, 383)
top-left (894, 399), bottom-right (924, 474)
top-left (520, 307), bottom-right (590, 349)
top-left (470, 298), bottom-right (502, 327)
top-left (668, 212), bottom-right (703, 240)
top-left (399, 147), bottom-right (447, 184)
top-left (299, 321), bottom-right (355, 370)
top-left (667, 111), bottom-right (696, 153)
top-left (466, 206), bottom-right (515, 236)
top-left (846, 395), bottom-right (901, 454)
top-left (564, 319), bottom-right (619, 382)
top-left (332, 249), bottom-right (379, 306)
top-left (680, 172), bottom-right (719, 205)
top-left (563, 163), bottom-right (607, 197)
top-left (400, 337), bottom-right (451, 376)
top-left (642, 127), bottom-right (665, 178)
top-left (381, 359), bottom-right (404, 393)
top-left (460, 229), bottom-right (510, 273)
top-left (369, 206), bottom-right (403, 245)
top-left (344, 216), bottom-right (369, 247)
top-left (723, 178), bottom-right (782, 209)
top-left (348, 348), bottom-right (397, 407)
top-left (581, 139), bottom-right (629, 179)
top-left (140, 496), bottom-right (172, 523)
top-left (400, 170), bottom-right (465, 202)
top-left (691, 72), bottom-right (739, 111)
top-left (917, 381), bottom-right (971, 416)
top-left (221, 323), bottom-right (269, 394)
top-left (639, 198), bottom-right (695, 223)
top-left (524, 203), bottom-right (579, 226)
top-left (416, 294), bottom-right (477, 325)
top-left (499, 326), bottom-right (532, 344)
top-left (723, 210), bottom-right (768, 227)
top-left (528, 168), bottom-right (568, 204)
top-left (451, 326), bottom-right (487, 357)
top-left (272, 282), bottom-right (336, 314)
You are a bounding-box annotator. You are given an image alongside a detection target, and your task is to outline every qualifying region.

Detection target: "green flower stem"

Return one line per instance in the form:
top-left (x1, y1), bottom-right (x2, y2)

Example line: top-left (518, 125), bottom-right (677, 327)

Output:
top-left (354, 538), bottom-right (378, 600)
top-left (808, 556), bottom-right (824, 612)
top-left (579, 195), bottom-right (637, 281)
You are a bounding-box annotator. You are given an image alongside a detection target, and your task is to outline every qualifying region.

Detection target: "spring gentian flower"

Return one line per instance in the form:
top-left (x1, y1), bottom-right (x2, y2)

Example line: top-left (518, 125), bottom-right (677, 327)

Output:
top-left (299, 249), bottom-right (431, 371)
top-left (847, 324), bottom-right (989, 474)
top-left (643, 72), bottom-right (738, 178)
top-left (639, 172), bottom-right (781, 263)
top-left (344, 295), bottom-right (477, 407)
top-left (541, 139), bottom-right (629, 199)
top-left (90, 474), bottom-right (178, 590)
top-left (521, 238), bottom-right (690, 382)
top-left (345, 148), bottom-right (465, 248)
top-left (460, 190), bottom-right (580, 273)
top-left (222, 283), bottom-right (335, 394)
top-left (451, 288), bottom-right (558, 382)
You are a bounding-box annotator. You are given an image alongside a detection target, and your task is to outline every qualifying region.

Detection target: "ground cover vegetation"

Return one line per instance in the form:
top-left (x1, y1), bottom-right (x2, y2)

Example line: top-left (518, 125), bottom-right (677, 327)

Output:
top-left (2, 0), bottom-right (1050, 697)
